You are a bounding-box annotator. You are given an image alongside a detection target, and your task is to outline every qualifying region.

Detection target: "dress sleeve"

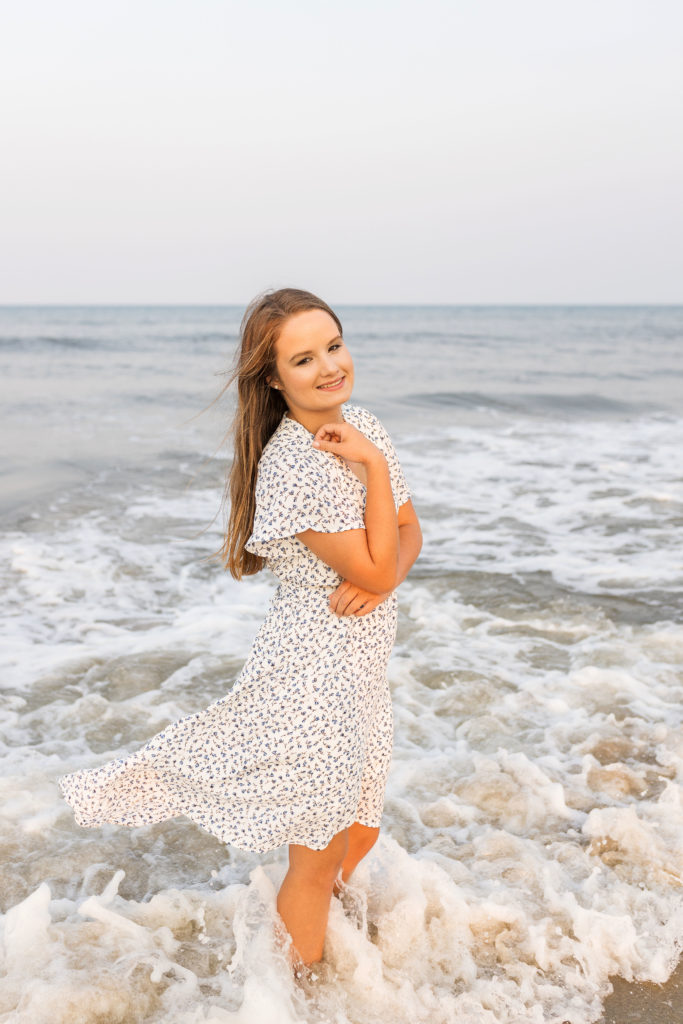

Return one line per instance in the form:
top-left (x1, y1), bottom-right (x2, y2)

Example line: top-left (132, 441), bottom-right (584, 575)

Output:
top-left (245, 447), bottom-right (365, 556)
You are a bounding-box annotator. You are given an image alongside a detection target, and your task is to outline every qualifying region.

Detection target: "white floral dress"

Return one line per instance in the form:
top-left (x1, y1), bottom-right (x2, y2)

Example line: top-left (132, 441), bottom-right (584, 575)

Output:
top-left (60, 405), bottom-right (411, 853)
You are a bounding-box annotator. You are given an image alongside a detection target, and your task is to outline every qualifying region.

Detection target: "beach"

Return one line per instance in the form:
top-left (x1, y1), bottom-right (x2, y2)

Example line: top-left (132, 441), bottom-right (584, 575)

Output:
top-left (1, 304), bottom-right (682, 1023)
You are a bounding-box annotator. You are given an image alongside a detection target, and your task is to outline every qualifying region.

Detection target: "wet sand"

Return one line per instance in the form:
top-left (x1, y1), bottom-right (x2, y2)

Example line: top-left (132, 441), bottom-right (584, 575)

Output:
top-left (600, 957), bottom-right (683, 1024)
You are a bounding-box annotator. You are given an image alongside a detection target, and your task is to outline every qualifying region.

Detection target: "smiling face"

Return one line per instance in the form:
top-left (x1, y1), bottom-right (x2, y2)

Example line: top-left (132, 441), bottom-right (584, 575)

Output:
top-left (270, 309), bottom-right (354, 431)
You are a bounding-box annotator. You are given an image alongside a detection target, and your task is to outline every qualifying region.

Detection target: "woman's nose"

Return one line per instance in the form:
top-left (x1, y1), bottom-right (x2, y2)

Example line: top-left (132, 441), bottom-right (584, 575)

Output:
top-left (319, 352), bottom-right (338, 375)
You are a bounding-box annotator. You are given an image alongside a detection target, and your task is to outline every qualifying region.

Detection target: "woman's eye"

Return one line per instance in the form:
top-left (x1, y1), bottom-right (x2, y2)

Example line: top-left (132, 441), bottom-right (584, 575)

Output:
top-left (296, 342), bottom-right (342, 365)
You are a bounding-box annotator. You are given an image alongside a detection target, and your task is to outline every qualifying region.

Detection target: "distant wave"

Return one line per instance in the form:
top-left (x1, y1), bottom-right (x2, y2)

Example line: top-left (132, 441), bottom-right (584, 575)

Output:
top-left (402, 390), bottom-right (654, 416)
top-left (0, 335), bottom-right (116, 351)
top-left (149, 331), bottom-right (237, 344)
top-left (0, 331), bottom-right (237, 351)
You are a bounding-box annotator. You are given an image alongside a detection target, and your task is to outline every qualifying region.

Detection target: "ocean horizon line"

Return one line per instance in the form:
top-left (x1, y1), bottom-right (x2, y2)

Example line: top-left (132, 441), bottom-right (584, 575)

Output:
top-left (1, 300), bottom-right (682, 310)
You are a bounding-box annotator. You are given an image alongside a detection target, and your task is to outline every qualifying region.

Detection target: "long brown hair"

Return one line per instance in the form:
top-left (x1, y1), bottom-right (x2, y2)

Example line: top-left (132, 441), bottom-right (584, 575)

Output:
top-left (221, 287), bottom-right (344, 578)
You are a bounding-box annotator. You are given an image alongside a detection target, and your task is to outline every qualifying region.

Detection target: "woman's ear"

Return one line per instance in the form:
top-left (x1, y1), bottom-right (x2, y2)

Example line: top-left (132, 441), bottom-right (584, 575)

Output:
top-left (267, 377), bottom-right (281, 390)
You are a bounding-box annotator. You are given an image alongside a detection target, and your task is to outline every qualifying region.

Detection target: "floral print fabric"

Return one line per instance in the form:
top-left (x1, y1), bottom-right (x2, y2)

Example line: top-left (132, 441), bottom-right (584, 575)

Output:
top-left (60, 405), bottom-right (411, 853)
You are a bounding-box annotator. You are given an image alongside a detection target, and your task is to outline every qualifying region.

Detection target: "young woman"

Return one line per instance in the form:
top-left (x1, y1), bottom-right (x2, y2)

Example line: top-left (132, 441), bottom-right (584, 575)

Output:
top-left (60, 288), bottom-right (422, 968)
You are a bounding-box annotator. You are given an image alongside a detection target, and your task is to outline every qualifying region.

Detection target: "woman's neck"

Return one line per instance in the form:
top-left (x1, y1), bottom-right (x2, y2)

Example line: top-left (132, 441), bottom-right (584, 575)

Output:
top-left (285, 403), bottom-right (346, 436)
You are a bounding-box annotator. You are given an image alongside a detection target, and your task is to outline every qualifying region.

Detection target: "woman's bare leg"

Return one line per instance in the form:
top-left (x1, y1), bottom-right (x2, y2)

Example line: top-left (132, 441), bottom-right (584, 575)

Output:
top-left (338, 822), bottom-right (380, 885)
top-left (276, 829), bottom-right (348, 966)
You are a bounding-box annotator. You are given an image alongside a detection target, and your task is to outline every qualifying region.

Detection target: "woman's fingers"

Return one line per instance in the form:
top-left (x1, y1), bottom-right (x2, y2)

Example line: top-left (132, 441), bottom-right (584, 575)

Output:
top-left (351, 591), bottom-right (391, 615)
top-left (331, 585), bottom-right (360, 616)
top-left (313, 422), bottom-right (346, 445)
top-left (312, 422), bottom-right (380, 464)
top-left (328, 581), bottom-right (352, 613)
top-left (329, 581), bottom-right (364, 616)
top-left (313, 425), bottom-right (343, 446)
top-left (329, 580), bottom-right (386, 617)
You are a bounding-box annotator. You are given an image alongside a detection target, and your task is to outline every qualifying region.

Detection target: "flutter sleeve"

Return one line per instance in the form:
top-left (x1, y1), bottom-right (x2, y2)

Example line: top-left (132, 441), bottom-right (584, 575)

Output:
top-left (245, 444), bottom-right (365, 557)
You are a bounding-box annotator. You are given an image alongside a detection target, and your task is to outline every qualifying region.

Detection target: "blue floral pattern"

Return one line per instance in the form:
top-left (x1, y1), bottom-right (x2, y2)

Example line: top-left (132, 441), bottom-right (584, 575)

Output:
top-left (59, 405), bottom-right (411, 853)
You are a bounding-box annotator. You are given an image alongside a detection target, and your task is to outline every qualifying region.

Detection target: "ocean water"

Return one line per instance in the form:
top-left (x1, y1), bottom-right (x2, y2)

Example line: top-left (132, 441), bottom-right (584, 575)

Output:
top-left (1, 305), bottom-right (682, 1024)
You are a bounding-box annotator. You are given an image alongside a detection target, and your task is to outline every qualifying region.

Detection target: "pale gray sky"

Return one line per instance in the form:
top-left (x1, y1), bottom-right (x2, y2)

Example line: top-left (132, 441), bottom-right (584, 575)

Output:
top-left (1, 0), bottom-right (682, 303)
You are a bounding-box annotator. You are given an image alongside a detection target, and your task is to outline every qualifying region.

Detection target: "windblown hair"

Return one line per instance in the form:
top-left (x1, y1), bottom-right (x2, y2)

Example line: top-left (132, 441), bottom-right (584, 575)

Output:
top-left (221, 287), bottom-right (344, 578)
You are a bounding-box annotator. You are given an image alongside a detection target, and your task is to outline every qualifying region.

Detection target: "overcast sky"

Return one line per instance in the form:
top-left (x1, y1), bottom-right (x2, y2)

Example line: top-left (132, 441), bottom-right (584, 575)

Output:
top-left (1, 0), bottom-right (682, 304)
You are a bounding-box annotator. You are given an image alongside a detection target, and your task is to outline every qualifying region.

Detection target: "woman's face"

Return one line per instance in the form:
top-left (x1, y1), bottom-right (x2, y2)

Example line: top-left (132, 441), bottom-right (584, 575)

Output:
top-left (271, 309), bottom-right (354, 424)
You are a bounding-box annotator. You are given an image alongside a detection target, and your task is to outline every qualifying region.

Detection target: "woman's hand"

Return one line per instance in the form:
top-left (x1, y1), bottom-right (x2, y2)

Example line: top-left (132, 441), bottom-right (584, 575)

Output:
top-left (313, 421), bottom-right (384, 466)
top-left (329, 579), bottom-right (392, 616)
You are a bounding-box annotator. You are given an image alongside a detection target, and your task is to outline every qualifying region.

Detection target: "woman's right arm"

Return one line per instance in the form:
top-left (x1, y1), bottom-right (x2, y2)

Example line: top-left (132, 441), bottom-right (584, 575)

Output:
top-left (296, 421), bottom-right (399, 594)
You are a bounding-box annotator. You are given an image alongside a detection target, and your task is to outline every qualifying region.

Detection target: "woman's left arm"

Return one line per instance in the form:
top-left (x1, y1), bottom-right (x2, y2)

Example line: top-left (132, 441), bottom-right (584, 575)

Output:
top-left (329, 499), bottom-right (422, 616)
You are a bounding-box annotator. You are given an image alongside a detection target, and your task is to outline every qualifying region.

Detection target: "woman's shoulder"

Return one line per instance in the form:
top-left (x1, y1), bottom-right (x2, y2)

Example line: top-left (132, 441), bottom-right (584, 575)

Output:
top-left (345, 404), bottom-right (410, 506)
top-left (343, 404), bottom-right (389, 443)
top-left (343, 403), bottom-right (380, 428)
top-left (258, 414), bottom-right (325, 477)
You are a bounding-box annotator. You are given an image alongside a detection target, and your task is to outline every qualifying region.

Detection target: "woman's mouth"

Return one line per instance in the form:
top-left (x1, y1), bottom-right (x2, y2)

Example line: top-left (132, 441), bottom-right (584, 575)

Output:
top-left (317, 377), bottom-right (345, 391)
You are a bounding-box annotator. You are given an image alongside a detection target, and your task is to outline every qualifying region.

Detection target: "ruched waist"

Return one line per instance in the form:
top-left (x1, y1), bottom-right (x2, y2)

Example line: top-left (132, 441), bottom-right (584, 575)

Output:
top-left (274, 579), bottom-right (339, 593)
